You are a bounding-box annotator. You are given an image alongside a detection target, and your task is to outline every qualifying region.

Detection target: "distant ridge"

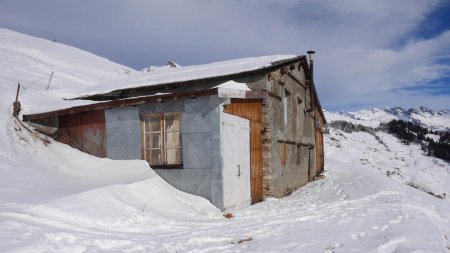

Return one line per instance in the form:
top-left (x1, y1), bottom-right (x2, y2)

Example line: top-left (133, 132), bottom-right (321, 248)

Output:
top-left (325, 106), bottom-right (450, 131)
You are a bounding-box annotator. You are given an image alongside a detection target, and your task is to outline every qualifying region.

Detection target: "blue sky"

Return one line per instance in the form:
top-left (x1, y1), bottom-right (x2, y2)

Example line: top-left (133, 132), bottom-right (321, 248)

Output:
top-left (0, 0), bottom-right (449, 111)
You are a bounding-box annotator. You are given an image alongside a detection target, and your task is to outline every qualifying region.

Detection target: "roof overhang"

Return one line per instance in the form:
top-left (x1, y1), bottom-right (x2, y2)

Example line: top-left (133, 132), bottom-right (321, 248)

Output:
top-left (23, 88), bottom-right (267, 121)
top-left (71, 56), bottom-right (306, 101)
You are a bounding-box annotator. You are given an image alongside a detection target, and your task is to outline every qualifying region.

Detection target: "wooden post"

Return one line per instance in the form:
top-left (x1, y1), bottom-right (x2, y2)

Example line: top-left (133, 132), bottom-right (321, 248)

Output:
top-left (13, 83), bottom-right (21, 117)
top-left (15, 83), bottom-right (20, 102)
top-left (46, 71), bottom-right (54, 90)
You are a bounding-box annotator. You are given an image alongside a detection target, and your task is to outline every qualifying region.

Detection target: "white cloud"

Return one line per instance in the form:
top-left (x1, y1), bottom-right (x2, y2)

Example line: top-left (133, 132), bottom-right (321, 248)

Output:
top-left (0, 0), bottom-right (448, 110)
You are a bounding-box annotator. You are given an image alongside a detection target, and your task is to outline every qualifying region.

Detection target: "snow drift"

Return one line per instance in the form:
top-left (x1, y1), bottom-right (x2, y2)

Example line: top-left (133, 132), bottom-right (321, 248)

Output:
top-left (0, 28), bottom-right (222, 250)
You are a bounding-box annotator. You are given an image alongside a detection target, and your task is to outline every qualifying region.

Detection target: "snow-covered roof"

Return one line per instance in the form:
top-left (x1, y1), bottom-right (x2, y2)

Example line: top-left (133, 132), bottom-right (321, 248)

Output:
top-left (71, 55), bottom-right (301, 99)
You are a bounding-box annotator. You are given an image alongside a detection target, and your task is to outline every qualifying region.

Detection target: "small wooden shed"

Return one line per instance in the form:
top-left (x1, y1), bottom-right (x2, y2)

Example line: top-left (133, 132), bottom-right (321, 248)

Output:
top-left (23, 54), bottom-right (326, 211)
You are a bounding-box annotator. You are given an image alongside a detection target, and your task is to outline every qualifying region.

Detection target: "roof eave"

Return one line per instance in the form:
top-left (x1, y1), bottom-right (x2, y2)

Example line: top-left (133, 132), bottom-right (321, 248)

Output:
top-left (73, 55), bottom-right (306, 101)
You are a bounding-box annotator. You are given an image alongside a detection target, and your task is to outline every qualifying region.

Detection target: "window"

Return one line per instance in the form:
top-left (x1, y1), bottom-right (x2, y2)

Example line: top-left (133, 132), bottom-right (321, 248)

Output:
top-left (297, 97), bottom-right (303, 130)
top-left (142, 113), bottom-right (182, 166)
top-left (316, 116), bottom-right (321, 129)
top-left (281, 143), bottom-right (286, 166)
top-left (283, 89), bottom-right (291, 125)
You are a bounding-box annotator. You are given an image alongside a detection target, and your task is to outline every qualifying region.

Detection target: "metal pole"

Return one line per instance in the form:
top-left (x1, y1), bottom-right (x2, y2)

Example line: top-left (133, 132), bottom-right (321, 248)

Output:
top-left (46, 71), bottom-right (54, 90)
top-left (306, 50), bottom-right (316, 113)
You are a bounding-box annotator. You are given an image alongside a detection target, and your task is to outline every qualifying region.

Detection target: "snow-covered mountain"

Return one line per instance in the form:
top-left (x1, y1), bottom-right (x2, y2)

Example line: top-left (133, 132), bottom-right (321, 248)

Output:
top-left (0, 29), bottom-right (449, 252)
top-left (325, 107), bottom-right (450, 193)
top-left (141, 60), bottom-right (181, 72)
top-left (327, 106), bottom-right (450, 131)
top-left (0, 28), bottom-right (137, 115)
top-left (326, 119), bottom-right (449, 196)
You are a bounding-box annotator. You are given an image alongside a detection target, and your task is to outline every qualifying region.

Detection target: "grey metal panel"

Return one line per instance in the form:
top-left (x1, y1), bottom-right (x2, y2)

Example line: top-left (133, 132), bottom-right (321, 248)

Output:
top-left (138, 96), bottom-right (223, 206)
top-left (103, 96), bottom-right (230, 209)
top-left (138, 99), bottom-right (184, 115)
top-left (210, 179), bottom-right (223, 210)
top-left (154, 168), bottom-right (212, 201)
top-left (183, 133), bottom-right (212, 169)
top-left (182, 113), bottom-right (211, 134)
top-left (184, 96), bottom-right (210, 114)
top-left (105, 106), bottom-right (141, 160)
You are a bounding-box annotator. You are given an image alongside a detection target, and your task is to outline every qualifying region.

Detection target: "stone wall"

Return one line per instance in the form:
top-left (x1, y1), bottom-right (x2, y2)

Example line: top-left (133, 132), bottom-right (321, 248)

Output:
top-left (243, 63), bottom-right (316, 198)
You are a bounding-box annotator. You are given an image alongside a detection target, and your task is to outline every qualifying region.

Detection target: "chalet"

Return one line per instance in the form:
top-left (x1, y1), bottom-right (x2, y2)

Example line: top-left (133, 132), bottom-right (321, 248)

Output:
top-left (23, 52), bottom-right (326, 212)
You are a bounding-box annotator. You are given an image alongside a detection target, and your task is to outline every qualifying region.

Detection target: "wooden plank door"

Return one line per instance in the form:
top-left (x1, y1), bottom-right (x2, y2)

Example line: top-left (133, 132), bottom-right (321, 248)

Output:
top-left (315, 114), bottom-right (324, 175)
top-left (223, 99), bottom-right (263, 204)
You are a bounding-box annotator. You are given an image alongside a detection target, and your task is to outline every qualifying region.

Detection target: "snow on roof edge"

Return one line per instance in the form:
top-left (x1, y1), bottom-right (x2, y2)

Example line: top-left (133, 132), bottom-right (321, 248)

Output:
top-left (69, 55), bottom-right (304, 100)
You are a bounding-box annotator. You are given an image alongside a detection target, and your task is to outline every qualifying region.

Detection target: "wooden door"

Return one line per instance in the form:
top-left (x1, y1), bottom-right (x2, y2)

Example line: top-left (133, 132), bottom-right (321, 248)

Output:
top-left (224, 99), bottom-right (263, 204)
top-left (315, 114), bottom-right (324, 175)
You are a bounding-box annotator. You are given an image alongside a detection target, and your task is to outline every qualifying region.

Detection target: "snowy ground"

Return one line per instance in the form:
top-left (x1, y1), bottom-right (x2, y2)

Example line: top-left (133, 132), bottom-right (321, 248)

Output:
top-left (2, 127), bottom-right (450, 252)
top-left (1, 28), bottom-right (450, 252)
top-left (326, 127), bottom-right (450, 199)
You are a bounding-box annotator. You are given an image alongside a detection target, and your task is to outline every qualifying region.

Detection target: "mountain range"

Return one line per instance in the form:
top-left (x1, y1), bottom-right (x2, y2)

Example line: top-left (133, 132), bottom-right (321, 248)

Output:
top-left (326, 106), bottom-right (450, 131)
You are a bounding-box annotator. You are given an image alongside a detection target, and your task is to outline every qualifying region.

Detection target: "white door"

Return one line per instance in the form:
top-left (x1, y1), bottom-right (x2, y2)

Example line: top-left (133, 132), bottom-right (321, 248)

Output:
top-left (221, 113), bottom-right (251, 211)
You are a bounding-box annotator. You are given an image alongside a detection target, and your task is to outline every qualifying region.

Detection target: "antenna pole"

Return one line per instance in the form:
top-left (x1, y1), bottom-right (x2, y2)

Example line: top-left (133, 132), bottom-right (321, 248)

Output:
top-left (46, 71), bottom-right (54, 90)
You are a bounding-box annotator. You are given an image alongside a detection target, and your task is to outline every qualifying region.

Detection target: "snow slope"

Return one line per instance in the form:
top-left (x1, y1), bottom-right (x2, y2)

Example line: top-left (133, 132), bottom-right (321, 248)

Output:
top-left (3, 136), bottom-right (450, 252)
top-left (326, 123), bottom-right (450, 198)
top-left (0, 29), bottom-right (223, 251)
top-left (326, 107), bottom-right (450, 131)
top-left (1, 29), bottom-right (450, 252)
top-left (0, 28), bottom-right (137, 115)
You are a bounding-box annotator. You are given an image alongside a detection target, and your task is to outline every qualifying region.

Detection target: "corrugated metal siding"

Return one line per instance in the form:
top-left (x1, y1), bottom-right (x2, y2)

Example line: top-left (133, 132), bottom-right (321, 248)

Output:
top-left (223, 99), bottom-right (263, 204)
top-left (56, 110), bottom-right (106, 157)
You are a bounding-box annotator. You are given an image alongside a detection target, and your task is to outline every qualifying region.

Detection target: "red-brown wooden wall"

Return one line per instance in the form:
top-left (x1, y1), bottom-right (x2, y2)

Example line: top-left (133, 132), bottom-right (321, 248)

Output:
top-left (56, 110), bottom-right (106, 157)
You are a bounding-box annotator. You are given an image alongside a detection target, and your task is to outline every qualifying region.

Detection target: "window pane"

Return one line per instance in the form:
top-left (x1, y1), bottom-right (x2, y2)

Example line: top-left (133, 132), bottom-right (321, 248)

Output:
top-left (166, 148), bottom-right (182, 164)
top-left (146, 149), bottom-right (162, 165)
top-left (145, 133), bottom-right (161, 149)
top-left (165, 132), bottom-right (181, 148)
top-left (165, 114), bottom-right (181, 131)
top-left (283, 90), bottom-right (291, 125)
top-left (142, 113), bottom-right (183, 166)
top-left (145, 115), bottom-right (161, 132)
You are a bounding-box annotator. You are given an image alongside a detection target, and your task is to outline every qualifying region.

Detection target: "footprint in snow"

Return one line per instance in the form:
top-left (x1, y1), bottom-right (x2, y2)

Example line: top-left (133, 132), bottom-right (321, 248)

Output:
top-left (372, 225), bottom-right (390, 231)
top-left (350, 232), bottom-right (367, 240)
top-left (389, 215), bottom-right (410, 224)
top-left (323, 243), bottom-right (343, 253)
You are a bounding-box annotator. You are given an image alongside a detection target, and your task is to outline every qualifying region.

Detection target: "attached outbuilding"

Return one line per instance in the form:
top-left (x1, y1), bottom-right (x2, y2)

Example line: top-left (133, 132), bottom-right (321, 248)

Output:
top-left (23, 53), bottom-right (326, 212)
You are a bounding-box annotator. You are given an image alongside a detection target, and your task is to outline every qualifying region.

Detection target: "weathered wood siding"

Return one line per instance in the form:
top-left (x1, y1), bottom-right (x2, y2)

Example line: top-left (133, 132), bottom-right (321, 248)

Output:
top-left (224, 99), bottom-right (264, 204)
top-left (314, 107), bottom-right (324, 175)
top-left (56, 110), bottom-right (106, 157)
